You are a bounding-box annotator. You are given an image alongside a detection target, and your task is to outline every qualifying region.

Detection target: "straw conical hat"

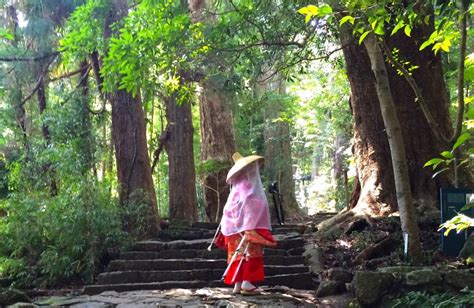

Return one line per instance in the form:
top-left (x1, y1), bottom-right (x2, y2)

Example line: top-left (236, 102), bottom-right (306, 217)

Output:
top-left (226, 152), bottom-right (264, 183)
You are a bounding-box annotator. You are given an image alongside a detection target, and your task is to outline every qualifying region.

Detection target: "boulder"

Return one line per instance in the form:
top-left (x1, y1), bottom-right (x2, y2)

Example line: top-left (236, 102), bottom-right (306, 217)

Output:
top-left (443, 270), bottom-right (474, 290)
top-left (328, 268), bottom-right (352, 283)
top-left (352, 271), bottom-right (394, 306)
top-left (304, 245), bottom-right (324, 275)
top-left (405, 269), bottom-right (442, 287)
top-left (458, 234), bottom-right (474, 261)
top-left (0, 288), bottom-right (32, 306)
top-left (316, 280), bottom-right (346, 297)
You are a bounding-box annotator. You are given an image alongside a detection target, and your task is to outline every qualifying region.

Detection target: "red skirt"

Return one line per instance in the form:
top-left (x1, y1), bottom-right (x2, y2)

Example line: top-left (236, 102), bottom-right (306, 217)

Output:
top-left (223, 257), bottom-right (264, 285)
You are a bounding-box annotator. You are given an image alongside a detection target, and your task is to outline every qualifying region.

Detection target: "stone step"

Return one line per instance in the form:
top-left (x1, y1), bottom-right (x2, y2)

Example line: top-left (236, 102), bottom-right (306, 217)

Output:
top-left (119, 248), bottom-right (291, 260)
top-left (107, 258), bottom-right (307, 272)
top-left (156, 228), bottom-right (302, 241)
top-left (83, 273), bottom-right (314, 295)
top-left (132, 237), bottom-right (304, 252)
top-left (155, 229), bottom-right (214, 241)
top-left (119, 248), bottom-right (290, 260)
top-left (190, 222), bottom-right (304, 231)
top-left (98, 266), bottom-right (308, 284)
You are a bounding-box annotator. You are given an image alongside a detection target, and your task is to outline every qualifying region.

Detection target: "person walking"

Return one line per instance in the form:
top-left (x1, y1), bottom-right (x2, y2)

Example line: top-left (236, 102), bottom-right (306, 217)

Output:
top-left (220, 152), bottom-right (277, 295)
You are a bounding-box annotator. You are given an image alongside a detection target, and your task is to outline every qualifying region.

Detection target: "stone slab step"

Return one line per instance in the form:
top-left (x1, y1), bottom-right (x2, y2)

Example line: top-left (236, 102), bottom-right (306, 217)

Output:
top-left (98, 266), bottom-right (308, 284)
top-left (115, 254), bottom-right (304, 266)
top-left (119, 248), bottom-right (290, 260)
top-left (155, 229), bottom-right (214, 241)
top-left (154, 228), bottom-right (302, 241)
top-left (83, 273), bottom-right (314, 295)
top-left (133, 237), bottom-right (304, 252)
top-left (190, 222), bottom-right (304, 231)
top-left (107, 259), bottom-right (308, 272)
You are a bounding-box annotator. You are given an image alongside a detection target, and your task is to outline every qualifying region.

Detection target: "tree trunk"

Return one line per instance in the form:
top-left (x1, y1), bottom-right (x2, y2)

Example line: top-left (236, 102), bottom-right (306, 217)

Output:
top-left (105, 0), bottom-right (160, 238)
top-left (187, 0), bottom-right (236, 222)
top-left (164, 94), bottom-right (198, 223)
top-left (199, 80), bottom-right (235, 222)
top-left (385, 17), bottom-right (452, 207)
top-left (258, 73), bottom-right (300, 219)
top-left (37, 63), bottom-right (58, 196)
top-left (364, 33), bottom-right (422, 263)
top-left (6, 5), bottom-right (29, 153)
top-left (340, 6), bottom-right (453, 217)
top-left (340, 26), bottom-right (397, 215)
top-left (78, 61), bottom-right (95, 175)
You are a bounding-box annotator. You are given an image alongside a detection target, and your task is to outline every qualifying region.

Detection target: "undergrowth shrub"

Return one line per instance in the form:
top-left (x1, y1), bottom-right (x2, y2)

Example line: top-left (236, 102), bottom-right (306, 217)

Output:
top-left (0, 178), bottom-right (130, 288)
top-left (389, 290), bottom-right (474, 308)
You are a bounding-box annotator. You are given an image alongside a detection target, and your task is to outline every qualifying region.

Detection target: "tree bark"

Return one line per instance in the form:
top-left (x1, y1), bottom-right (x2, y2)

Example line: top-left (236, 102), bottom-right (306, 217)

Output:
top-left (187, 0), bottom-right (236, 223)
top-left (6, 5), bottom-right (29, 153)
top-left (364, 33), bottom-right (422, 263)
top-left (340, 26), bottom-right (397, 215)
top-left (258, 73), bottom-right (300, 219)
top-left (385, 11), bottom-right (452, 207)
top-left (78, 61), bottom-right (95, 175)
top-left (105, 0), bottom-right (160, 238)
top-left (199, 80), bottom-right (235, 222)
top-left (339, 5), bottom-right (453, 214)
top-left (164, 94), bottom-right (198, 223)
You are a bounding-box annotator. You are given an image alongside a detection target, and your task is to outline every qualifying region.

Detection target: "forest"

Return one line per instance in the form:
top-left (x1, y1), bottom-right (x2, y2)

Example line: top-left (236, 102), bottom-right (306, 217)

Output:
top-left (0, 0), bottom-right (473, 306)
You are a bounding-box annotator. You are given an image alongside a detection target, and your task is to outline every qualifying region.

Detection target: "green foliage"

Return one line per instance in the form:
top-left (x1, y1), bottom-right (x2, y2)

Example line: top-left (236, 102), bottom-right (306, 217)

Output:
top-left (424, 132), bottom-right (472, 178)
top-left (100, 0), bottom-right (205, 99)
top-left (0, 178), bottom-right (129, 288)
top-left (389, 290), bottom-right (474, 308)
top-left (60, 0), bottom-right (109, 65)
top-left (439, 212), bottom-right (474, 237)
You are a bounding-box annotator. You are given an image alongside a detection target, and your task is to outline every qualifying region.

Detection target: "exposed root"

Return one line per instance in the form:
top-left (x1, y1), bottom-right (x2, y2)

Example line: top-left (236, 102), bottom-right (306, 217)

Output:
top-left (316, 208), bottom-right (375, 239)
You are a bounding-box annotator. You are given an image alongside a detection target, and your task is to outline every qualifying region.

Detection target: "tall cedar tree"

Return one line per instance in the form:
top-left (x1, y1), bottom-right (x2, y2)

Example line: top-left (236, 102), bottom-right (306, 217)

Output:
top-left (104, 0), bottom-right (160, 237)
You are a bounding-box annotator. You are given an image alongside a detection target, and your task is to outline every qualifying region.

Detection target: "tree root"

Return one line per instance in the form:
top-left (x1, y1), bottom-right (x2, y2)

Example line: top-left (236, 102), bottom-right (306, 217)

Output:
top-left (316, 209), bottom-right (374, 239)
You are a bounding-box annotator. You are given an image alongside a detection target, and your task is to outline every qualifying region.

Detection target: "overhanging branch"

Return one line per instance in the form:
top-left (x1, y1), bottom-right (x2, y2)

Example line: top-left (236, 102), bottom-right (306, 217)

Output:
top-left (0, 51), bottom-right (59, 62)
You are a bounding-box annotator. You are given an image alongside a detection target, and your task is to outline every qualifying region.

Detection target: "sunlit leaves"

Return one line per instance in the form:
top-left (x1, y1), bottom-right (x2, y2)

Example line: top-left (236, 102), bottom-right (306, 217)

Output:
top-left (403, 24), bottom-right (411, 37)
top-left (439, 213), bottom-right (474, 236)
top-left (339, 15), bottom-right (355, 26)
top-left (464, 54), bottom-right (474, 82)
top-left (424, 132), bottom-right (472, 178)
top-left (358, 30), bottom-right (371, 45)
top-left (424, 158), bottom-right (445, 170)
top-left (0, 29), bottom-right (14, 41)
top-left (297, 4), bottom-right (333, 23)
top-left (452, 132), bottom-right (471, 151)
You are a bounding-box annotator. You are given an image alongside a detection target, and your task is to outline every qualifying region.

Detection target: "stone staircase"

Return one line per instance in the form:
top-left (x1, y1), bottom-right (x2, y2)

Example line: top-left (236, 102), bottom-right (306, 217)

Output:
top-left (83, 223), bottom-right (315, 295)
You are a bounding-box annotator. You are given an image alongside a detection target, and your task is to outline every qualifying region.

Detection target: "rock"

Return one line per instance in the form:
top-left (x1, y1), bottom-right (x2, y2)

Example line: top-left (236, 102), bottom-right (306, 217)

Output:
top-left (404, 269), bottom-right (442, 287)
top-left (443, 270), bottom-right (474, 290)
top-left (352, 271), bottom-right (394, 306)
top-left (8, 304), bottom-right (37, 308)
top-left (303, 243), bottom-right (324, 275)
top-left (0, 288), bottom-right (32, 306)
top-left (316, 280), bottom-right (346, 297)
top-left (458, 234), bottom-right (474, 261)
top-left (306, 252), bottom-right (324, 275)
top-left (303, 244), bottom-right (318, 257)
top-left (328, 268), bottom-right (352, 283)
top-left (377, 266), bottom-right (426, 280)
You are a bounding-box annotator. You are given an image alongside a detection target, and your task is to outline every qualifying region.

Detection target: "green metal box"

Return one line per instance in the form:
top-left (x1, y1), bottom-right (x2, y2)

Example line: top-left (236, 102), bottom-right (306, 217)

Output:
top-left (440, 188), bottom-right (474, 256)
